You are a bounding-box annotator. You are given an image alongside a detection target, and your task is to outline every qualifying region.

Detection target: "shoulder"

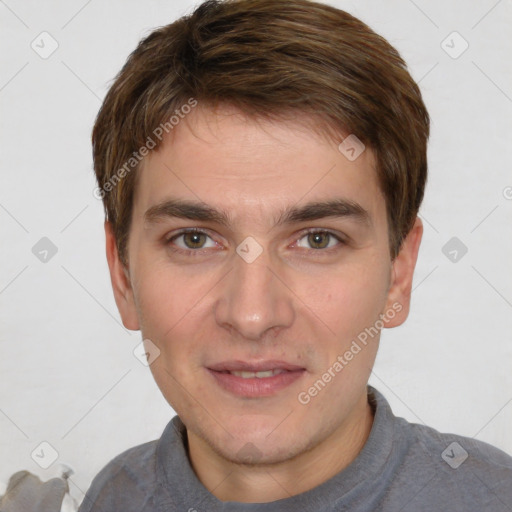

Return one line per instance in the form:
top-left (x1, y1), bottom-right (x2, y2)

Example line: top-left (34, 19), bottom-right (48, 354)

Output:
top-left (78, 439), bottom-right (160, 512)
top-left (410, 420), bottom-right (512, 472)
top-left (393, 417), bottom-right (512, 509)
top-left (369, 387), bottom-right (512, 510)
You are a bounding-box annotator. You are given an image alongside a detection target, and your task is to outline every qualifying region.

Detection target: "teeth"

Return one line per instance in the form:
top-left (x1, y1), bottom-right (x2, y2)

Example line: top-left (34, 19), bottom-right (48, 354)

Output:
top-left (230, 369), bottom-right (286, 378)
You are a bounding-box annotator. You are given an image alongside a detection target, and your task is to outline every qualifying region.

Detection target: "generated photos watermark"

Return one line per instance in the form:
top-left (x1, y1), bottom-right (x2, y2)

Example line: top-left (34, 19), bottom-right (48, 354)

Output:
top-left (93, 97), bottom-right (198, 200)
top-left (298, 301), bottom-right (403, 405)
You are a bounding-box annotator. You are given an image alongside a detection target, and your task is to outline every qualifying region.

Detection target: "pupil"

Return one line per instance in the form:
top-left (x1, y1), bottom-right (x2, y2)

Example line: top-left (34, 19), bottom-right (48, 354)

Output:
top-left (186, 233), bottom-right (204, 248)
top-left (310, 232), bottom-right (328, 249)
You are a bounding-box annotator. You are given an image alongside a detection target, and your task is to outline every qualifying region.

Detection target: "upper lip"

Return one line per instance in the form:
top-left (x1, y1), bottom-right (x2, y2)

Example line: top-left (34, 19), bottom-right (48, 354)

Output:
top-left (207, 360), bottom-right (305, 372)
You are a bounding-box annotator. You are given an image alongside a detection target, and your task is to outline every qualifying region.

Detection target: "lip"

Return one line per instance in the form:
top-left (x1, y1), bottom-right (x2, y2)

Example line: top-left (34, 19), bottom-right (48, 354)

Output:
top-left (208, 360), bottom-right (305, 372)
top-left (206, 360), bottom-right (306, 398)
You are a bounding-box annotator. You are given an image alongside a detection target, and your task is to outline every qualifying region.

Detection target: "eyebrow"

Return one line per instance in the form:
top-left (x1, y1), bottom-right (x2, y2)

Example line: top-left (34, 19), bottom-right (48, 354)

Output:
top-left (143, 197), bottom-right (371, 228)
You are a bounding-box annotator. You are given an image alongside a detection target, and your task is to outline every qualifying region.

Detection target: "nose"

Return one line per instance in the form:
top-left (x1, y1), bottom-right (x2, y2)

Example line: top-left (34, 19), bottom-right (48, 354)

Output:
top-left (214, 247), bottom-right (295, 341)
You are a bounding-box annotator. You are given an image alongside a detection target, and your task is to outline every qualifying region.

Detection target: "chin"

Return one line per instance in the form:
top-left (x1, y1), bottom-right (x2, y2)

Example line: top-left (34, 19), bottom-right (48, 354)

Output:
top-left (188, 414), bottom-right (299, 463)
top-left (222, 437), bottom-right (304, 466)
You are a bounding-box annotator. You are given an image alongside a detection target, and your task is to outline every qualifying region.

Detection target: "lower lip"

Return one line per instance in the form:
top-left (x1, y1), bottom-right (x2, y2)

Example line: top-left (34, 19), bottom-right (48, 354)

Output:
top-left (207, 369), bottom-right (306, 398)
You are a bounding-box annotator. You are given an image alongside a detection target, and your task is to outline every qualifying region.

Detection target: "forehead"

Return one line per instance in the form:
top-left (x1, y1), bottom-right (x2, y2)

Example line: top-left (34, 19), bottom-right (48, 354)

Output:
top-left (133, 105), bottom-right (385, 225)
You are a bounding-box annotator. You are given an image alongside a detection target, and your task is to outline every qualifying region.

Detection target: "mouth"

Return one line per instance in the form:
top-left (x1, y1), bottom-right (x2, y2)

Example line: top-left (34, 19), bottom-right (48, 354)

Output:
top-left (206, 360), bottom-right (306, 398)
top-left (224, 368), bottom-right (288, 378)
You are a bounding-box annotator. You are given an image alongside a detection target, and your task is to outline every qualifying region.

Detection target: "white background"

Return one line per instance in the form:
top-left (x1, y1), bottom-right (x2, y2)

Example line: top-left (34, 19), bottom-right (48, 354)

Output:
top-left (1, 0), bottom-right (511, 505)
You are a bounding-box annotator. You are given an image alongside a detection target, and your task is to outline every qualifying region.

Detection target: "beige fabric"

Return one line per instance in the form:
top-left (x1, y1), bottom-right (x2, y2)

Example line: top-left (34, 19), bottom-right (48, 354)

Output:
top-left (0, 470), bottom-right (76, 512)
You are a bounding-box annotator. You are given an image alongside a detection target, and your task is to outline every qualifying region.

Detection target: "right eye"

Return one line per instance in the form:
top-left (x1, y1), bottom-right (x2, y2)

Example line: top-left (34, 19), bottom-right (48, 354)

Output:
top-left (166, 228), bottom-right (220, 254)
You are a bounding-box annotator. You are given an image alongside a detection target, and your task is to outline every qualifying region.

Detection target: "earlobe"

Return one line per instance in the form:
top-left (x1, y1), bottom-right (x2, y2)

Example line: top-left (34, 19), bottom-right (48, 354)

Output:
top-left (104, 221), bottom-right (140, 331)
top-left (383, 217), bottom-right (423, 328)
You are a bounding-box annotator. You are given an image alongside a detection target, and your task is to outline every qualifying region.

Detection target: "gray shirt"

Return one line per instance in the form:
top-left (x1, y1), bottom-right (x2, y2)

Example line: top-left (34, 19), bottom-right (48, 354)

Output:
top-left (78, 386), bottom-right (512, 511)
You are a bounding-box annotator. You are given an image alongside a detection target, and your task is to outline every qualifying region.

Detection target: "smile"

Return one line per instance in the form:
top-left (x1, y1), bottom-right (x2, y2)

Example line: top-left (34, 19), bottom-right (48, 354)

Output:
top-left (207, 361), bottom-right (306, 397)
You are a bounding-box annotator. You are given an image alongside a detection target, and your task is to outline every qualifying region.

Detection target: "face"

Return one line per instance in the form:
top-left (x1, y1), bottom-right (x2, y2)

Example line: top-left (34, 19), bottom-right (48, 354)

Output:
top-left (106, 104), bottom-right (422, 465)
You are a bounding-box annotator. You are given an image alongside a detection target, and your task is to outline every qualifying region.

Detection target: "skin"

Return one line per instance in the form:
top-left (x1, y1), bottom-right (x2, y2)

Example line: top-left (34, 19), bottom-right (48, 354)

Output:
top-left (105, 104), bottom-right (423, 503)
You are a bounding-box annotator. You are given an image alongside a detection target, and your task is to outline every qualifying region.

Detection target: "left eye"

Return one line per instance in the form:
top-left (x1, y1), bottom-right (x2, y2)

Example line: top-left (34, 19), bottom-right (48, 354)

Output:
top-left (296, 231), bottom-right (342, 250)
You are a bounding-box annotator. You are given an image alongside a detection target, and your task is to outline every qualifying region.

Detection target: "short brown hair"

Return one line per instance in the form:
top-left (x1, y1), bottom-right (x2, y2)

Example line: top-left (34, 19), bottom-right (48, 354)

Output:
top-left (92, 0), bottom-right (429, 264)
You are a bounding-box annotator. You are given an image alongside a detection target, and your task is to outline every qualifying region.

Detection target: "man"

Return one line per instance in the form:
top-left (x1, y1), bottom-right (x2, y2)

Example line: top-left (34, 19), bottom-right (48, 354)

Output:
top-left (80, 0), bottom-right (512, 510)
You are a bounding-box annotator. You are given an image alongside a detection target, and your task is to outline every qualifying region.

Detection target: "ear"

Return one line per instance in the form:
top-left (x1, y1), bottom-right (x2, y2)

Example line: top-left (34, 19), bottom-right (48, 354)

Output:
top-left (105, 221), bottom-right (140, 331)
top-left (383, 217), bottom-right (423, 328)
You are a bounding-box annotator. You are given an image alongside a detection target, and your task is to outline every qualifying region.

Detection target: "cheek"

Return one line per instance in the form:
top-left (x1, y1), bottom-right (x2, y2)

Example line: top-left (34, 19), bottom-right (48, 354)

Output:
top-left (133, 270), bottom-right (208, 408)
top-left (299, 259), bottom-right (390, 339)
top-left (133, 264), bottom-right (213, 367)
top-left (132, 264), bottom-right (185, 341)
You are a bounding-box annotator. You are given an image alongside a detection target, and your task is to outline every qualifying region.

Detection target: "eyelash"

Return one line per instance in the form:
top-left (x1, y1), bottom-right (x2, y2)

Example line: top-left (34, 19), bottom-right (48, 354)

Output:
top-left (165, 228), bottom-right (346, 256)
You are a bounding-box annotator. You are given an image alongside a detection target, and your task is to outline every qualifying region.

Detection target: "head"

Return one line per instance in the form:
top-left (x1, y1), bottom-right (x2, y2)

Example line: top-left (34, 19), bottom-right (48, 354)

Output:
top-left (94, 0), bottom-right (428, 465)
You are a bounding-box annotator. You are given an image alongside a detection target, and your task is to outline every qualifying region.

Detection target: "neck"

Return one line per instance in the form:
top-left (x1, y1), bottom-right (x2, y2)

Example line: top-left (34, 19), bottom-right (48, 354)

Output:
top-left (186, 391), bottom-right (374, 503)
